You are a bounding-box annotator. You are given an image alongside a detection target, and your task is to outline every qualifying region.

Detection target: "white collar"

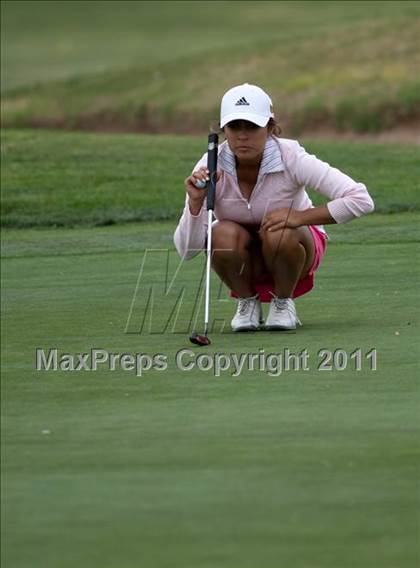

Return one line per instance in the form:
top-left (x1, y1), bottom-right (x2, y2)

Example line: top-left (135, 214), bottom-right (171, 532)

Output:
top-left (218, 135), bottom-right (285, 178)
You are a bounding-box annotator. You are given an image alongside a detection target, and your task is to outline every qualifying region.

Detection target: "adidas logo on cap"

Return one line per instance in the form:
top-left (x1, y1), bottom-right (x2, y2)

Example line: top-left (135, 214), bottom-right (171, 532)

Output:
top-left (220, 84), bottom-right (273, 128)
top-left (235, 97), bottom-right (250, 106)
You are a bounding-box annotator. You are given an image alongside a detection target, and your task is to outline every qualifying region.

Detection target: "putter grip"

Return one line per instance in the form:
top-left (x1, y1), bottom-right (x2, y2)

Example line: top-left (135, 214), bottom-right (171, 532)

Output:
top-left (206, 133), bottom-right (218, 211)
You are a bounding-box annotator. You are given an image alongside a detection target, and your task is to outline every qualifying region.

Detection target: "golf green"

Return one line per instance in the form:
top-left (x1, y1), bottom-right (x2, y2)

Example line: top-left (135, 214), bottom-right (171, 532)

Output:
top-left (2, 214), bottom-right (419, 568)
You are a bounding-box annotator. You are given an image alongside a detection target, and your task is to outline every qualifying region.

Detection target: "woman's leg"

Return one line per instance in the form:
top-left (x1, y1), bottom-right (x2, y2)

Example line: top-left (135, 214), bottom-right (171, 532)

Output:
top-left (211, 221), bottom-right (262, 298)
top-left (260, 226), bottom-right (315, 298)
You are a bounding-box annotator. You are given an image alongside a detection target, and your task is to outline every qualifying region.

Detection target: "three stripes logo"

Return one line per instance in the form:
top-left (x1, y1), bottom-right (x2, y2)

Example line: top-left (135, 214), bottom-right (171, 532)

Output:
top-left (235, 96), bottom-right (250, 106)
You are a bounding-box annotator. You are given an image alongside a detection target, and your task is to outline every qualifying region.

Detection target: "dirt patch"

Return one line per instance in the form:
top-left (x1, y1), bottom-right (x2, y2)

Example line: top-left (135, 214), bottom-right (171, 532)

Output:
top-left (300, 126), bottom-right (420, 144)
top-left (3, 114), bottom-right (420, 144)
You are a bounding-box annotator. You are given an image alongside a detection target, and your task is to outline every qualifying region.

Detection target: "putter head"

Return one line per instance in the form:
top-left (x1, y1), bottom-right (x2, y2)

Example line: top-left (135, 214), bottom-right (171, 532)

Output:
top-left (189, 332), bottom-right (211, 346)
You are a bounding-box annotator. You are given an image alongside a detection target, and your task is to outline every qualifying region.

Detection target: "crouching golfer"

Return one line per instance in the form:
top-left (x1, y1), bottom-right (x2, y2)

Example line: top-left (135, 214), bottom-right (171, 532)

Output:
top-left (174, 83), bottom-right (375, 332)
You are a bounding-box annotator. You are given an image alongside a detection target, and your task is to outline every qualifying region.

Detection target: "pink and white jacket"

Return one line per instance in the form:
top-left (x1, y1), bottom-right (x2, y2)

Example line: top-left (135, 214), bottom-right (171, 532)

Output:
top-left (174, 136), bottom-right (374, 260)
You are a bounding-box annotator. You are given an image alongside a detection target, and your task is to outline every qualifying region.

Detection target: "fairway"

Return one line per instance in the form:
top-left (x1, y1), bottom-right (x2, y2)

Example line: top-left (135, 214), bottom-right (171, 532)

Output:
top-left (2, 210), bottom-right (419, 567)
top-left (2, 129), bottom-right (420, 228)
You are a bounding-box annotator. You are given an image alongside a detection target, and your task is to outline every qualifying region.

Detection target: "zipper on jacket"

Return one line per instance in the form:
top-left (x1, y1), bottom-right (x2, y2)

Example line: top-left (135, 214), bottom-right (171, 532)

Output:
top-left (247, 176), bottom-right (264, 208)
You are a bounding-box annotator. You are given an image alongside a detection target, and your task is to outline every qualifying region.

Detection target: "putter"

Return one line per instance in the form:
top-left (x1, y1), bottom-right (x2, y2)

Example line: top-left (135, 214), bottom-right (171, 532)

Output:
top-left (189, 133), bottom-right (219, 346)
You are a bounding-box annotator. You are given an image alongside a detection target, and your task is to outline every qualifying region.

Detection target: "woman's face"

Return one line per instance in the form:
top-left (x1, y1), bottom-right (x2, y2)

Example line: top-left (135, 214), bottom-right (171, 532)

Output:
top-left (224, 120), bottom-right (268, 162)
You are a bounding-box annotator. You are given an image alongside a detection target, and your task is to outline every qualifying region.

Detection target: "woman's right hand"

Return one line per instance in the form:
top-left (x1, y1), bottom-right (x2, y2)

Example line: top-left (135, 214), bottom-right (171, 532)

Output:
top-left (184, 166), bottom-right (209, 215)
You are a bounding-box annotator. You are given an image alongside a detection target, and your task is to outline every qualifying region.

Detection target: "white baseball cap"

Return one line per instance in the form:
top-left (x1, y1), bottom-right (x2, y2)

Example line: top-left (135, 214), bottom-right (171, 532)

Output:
top-left (220, 83), bottom-right (274, 128)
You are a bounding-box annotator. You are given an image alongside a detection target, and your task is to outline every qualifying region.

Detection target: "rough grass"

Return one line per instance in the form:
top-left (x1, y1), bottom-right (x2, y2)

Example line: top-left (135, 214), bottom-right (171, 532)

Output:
top-left (1, 129), bottom-right (420, 228)
top-left (2, 0), bottom-right (420, 134)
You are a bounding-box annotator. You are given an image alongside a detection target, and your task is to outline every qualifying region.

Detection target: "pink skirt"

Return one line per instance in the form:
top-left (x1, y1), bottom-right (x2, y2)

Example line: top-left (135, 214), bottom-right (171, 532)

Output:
top-left (230, 225), bottom-right (328, 303)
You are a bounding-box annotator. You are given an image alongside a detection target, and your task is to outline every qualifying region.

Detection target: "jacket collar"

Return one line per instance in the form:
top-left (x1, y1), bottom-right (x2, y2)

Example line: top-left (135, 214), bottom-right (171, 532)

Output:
top-left (218, 135), bottom-right (285, 178)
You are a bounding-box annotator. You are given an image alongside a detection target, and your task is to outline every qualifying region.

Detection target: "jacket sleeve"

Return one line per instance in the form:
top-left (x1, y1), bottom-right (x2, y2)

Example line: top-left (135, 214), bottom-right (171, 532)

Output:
top-left (173, 153), bottom-right (208, 260)
top-left (286, 141), bottom-right (375, 223)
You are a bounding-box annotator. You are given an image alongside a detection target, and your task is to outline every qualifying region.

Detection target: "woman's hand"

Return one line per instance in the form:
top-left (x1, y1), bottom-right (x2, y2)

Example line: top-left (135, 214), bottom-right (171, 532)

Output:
top-left (184, 167), bottom-right (221, 215)
top-left (261, 207), bottom-right (305, 232)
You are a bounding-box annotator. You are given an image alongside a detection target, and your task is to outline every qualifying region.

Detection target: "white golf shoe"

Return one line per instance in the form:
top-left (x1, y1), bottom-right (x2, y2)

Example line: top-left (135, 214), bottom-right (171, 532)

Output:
top-left (231, 294), bottom-right (262, 332)
top-left (265, 295), bottom-right (302, 331)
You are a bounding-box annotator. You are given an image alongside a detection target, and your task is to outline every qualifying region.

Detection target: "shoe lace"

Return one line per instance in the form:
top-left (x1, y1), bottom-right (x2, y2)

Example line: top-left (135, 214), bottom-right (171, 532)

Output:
top-left (270, 294), bottom-right (301, 325)
top-left (273, 297), bottom-right (292, 313)
top-left (238, 298), bottom-right (253, 315)
top-left (237, 295), bottom-right (258, 316)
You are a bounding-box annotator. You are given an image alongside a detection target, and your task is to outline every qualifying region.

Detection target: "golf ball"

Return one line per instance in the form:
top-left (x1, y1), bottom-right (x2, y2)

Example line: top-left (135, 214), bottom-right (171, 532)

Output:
top-left (195, 179), bottom-right (207, 189)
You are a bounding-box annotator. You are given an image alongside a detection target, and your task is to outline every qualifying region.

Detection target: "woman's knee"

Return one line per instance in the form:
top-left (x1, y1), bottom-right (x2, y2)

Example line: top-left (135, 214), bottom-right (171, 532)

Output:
top-left (212, 221), bottom-right (252, 252)
top-left (260, 227), bottom-right (300, 254)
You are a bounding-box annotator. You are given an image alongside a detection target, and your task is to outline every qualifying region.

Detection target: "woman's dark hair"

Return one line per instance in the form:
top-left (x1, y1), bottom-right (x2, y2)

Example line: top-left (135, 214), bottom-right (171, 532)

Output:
top-left (267, 117), bottom-right (282, 137)
top-left (210, 116), bottom-right (282, 137)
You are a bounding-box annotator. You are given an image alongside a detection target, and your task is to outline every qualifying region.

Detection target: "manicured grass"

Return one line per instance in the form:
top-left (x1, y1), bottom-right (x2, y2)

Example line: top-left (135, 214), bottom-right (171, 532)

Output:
top-left (2, 1), bottom-right (419, 132)
top-left (2, 129), bottom-right (420, 228)
top-left (2, 213), bottom-right (419, 568)
top-left (2, 126), bottom-right (419, 565)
